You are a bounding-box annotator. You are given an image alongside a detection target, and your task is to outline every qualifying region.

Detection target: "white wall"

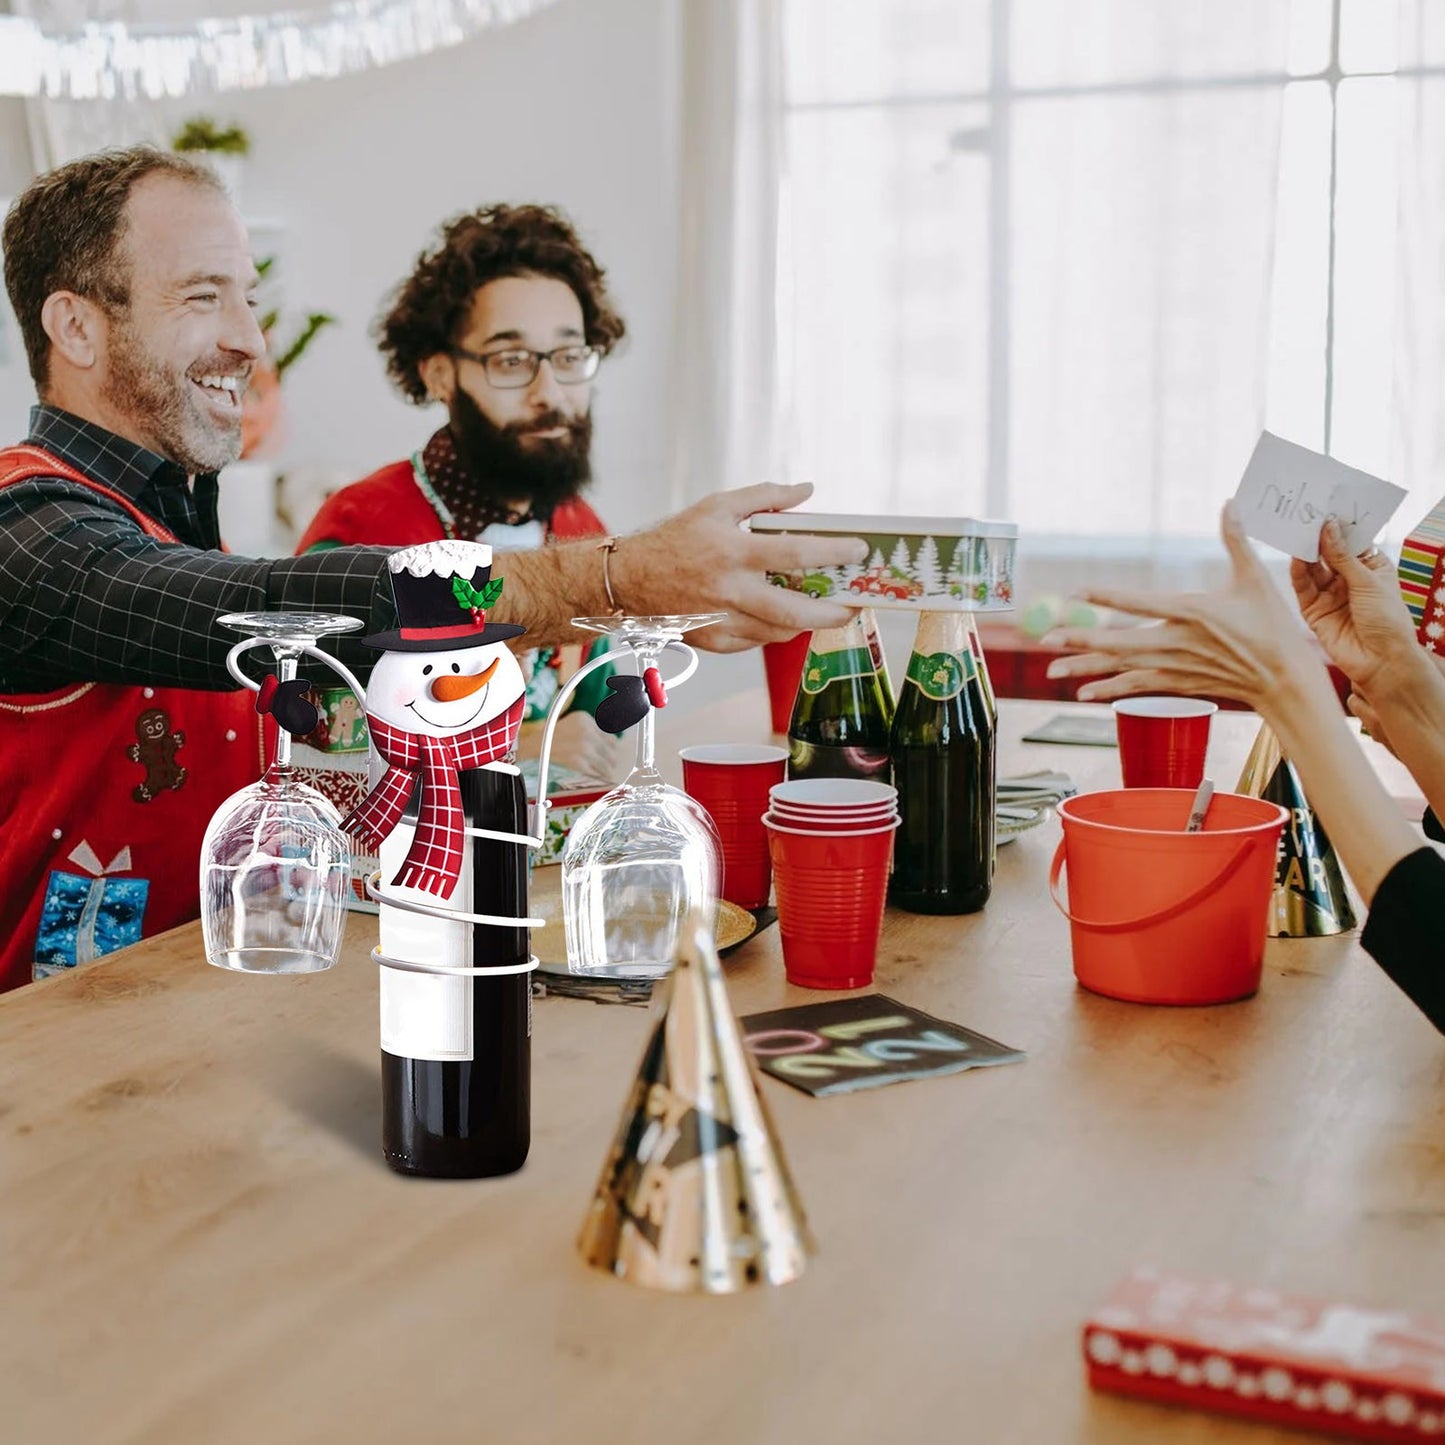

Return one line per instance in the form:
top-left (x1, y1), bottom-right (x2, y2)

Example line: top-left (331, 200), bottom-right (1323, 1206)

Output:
top-left (0, 99), bottom-right (40, 434)
top-left (0, 0), bottom-right (681, 543)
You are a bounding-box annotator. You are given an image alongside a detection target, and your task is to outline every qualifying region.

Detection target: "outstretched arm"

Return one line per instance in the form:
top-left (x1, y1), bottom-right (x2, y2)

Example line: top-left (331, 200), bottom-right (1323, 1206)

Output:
top-left (1288, 521), bottom-right (1445, 826)
top-left (1044, 503), bottom-right (1422, 905)
top-left (485, 483), bottom-right (869, 653)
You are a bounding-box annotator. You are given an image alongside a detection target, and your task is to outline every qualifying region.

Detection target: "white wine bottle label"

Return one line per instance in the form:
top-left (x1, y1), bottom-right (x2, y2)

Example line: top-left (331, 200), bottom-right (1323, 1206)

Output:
top-left (905, 648), bottom-right (976, 700)
top-left (377, 816), bottom-right (475, 1061)
top-left (381, 968), bottom-right (473, 1061)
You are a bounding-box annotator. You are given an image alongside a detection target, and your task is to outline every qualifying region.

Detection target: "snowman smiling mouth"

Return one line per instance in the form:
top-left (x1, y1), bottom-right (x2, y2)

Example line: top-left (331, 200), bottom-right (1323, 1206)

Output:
top-left (407, 658), bottom-right (499, 728)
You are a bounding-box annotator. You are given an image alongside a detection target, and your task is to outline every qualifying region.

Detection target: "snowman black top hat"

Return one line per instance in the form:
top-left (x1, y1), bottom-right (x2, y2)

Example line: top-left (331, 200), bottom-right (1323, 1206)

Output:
top-left (363, 540), bottom-right (526, 651)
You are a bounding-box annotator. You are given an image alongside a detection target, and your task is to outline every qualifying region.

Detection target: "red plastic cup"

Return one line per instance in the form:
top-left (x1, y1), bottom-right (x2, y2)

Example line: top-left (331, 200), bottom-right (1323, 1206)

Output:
top-left (680, 744), bottom-right (789, 909)
top-left (764, 816), bottom-right (898, 989)
top-left (763, 631), bottom-right (812, 735)
top-left (767, 805), bottom-right (898, 832)
top-left (1113, 698), bottom-right (1217, 789)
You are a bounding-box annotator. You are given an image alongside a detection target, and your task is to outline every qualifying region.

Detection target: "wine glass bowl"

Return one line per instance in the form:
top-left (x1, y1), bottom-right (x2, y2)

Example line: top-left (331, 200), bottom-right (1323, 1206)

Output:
top-left (200, 612), bottom-right (363, 975)
top-left (200, 772), bottom-right (351, 974)
top-left (562, 614), bottom-right (725, 979)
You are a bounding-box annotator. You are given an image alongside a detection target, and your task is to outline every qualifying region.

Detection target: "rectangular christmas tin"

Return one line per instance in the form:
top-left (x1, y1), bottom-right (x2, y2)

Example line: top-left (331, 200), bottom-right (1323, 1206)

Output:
top-left (1085, 1269), bottom-right (1445, 1441)
top-left (748, 511), bottom-right (1018, 613)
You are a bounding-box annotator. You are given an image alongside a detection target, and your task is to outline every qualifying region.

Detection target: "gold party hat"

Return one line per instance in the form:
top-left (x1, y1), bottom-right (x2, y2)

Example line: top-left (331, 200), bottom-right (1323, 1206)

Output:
top-left (577, 918), bottom-right (814, 1293)
top-left (1236, 721), bottom-right (1357, 937)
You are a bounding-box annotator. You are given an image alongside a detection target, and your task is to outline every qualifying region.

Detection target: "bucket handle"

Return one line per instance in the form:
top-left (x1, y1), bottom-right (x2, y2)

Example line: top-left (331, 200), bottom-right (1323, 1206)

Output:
top-left (1048, 838), bottom-right (1258, 934)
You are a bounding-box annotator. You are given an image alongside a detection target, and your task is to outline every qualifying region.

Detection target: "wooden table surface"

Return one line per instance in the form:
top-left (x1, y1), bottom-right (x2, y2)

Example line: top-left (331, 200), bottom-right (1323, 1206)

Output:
top-left (3, 695), bottom-right (1441, 1445)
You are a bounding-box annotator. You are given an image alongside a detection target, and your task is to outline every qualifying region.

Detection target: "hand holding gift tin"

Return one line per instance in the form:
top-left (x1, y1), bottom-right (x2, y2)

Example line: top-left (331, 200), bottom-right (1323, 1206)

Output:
top-left (750, 511), bottom-right (1019, 612)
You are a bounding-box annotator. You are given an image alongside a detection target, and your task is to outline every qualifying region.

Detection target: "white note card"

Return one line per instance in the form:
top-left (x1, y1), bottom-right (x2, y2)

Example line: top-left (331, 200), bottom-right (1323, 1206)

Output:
top-left (1232, 431), bottom-right (1406, 563)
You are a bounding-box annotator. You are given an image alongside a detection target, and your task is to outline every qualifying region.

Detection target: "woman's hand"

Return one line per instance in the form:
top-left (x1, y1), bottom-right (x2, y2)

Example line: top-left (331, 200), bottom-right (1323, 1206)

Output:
top-left (1044, 502), bottom-right (1326, 710)
top-left (1288, 520), bottom-right (1418, 689)
top-left (1347, 653), bottom-right (1445, 758)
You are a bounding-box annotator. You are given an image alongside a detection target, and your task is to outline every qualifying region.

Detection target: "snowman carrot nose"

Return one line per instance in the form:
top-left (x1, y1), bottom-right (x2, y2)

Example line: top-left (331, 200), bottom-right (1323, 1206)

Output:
top-left (430, 658), bottom-right (498, 702)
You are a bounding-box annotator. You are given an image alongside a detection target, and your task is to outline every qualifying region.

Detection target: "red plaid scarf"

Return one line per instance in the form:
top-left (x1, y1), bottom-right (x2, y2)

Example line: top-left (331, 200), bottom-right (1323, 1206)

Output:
top-left (343, 696), bottom-right (525, 896)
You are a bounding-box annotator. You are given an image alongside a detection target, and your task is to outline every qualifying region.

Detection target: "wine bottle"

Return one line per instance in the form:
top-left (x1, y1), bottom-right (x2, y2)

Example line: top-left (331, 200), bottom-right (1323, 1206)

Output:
top-left (380, 765), bottom-right (531, 1178)
top-left (889, 610), bottom-right (996, 914)
top-left (787, 612), bottom-right (893, 783)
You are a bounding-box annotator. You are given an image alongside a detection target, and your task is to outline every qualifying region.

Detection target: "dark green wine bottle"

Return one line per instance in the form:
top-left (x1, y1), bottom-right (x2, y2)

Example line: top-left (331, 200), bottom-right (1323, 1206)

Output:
top-left (787, 614), bottom-right (893, 783)
top-left (889, 610), bottom-right (996, 914)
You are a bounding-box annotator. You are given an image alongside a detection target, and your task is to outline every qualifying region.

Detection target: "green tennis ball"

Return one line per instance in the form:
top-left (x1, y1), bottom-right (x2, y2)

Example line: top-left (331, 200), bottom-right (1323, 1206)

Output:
top-left (1020, 595), bottom-right (1062, 639)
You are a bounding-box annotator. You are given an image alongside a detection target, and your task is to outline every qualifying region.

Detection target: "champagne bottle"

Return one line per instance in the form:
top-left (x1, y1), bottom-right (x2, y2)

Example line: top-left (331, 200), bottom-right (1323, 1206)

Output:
top-left (889, 610), bottom-right (995, 914)
top-left (381, 766), bottom-right (531, 1177)
top-left (965, 613), bottom-right (997, 725)
top-left (787, 612), bottom-right (893, 783)
top-left (859, 607), bottom-right (896, 722)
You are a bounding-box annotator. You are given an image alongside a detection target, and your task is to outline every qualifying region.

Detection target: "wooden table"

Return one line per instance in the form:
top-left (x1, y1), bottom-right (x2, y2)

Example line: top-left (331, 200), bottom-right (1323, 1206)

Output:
top-left (3, 696), bottom-right (1441, 1445)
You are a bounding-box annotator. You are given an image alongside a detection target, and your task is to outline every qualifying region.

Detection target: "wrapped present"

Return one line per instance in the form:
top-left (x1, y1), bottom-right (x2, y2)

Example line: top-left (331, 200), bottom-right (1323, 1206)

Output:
top-left (1085, 1269), bottom-right (1445, 1440)
top-left (35, 842), bottom-right (149, 979)
top-left (520, 759), bottom-right (612, 866)
top-left (1398, 497), bottom-right (1445, 655)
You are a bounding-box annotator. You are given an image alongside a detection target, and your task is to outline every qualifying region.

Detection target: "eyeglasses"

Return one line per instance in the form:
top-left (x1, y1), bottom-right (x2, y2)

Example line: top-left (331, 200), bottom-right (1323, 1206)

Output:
top-left (450, 344), bottom-right (602, 389)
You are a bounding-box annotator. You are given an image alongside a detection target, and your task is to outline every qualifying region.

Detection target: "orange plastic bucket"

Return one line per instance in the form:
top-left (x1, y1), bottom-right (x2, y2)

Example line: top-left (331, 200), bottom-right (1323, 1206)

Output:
top-left (1050, 789), bottom-right (1288, 1005)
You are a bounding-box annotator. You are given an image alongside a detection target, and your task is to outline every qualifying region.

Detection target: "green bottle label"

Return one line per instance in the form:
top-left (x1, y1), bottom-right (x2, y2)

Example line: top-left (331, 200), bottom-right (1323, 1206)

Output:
top-left (800, 646), bottom-right (875, 695)
top-left (905, 648), bottom-right (976, 701)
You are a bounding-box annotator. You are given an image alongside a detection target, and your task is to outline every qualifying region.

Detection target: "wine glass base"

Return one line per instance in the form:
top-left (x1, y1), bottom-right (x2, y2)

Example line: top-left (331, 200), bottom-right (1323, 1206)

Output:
top-left (567, 959), bottom-right (676, 981)
top-left (207, 946), bottom-right (337, 975)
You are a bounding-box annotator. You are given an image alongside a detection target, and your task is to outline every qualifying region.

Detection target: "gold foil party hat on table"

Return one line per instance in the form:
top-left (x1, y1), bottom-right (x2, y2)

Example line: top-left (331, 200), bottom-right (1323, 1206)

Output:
top-left (1236, 721), bottom-right (1357, 937)
top-left (577, 917), bottom-right (814, 1294)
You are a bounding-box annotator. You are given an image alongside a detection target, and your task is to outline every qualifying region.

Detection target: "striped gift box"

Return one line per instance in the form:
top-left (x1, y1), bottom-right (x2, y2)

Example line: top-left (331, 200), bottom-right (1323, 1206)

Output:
top-left (1399, 499), bottom-right (1445, 654)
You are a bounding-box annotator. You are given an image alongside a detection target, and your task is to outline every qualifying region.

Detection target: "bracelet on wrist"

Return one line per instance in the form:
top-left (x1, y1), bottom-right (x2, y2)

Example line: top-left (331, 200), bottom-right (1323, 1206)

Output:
top-left (597, 536), bottom-right (624, 616)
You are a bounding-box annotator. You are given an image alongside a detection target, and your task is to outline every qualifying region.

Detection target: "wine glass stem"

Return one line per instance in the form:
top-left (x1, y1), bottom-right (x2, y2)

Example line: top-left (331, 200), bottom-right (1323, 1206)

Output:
top-left (635, 644), bottom-right (659, 778)
top-left (273, 648), bottom-right (298, 770)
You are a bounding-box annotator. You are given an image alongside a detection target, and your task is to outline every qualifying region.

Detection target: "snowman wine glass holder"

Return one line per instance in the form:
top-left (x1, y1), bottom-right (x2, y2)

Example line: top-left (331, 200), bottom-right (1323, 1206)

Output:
top-left (199, 555), bottom-right (715, 988)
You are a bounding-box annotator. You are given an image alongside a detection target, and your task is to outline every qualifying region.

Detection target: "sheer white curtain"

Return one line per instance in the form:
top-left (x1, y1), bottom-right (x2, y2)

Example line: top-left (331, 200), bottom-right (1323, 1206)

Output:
top-left (770, 0), bottom-right (1295, 595)
top-left (1393, 1), bottom-right (1445, 535)
top-left (665, 0), bottom-right (784, 507)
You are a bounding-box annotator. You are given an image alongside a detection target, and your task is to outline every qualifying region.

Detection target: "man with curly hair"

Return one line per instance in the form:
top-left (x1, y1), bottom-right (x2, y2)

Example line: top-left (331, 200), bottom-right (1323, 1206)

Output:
top-left (298, 205), bottom-right (626, 772)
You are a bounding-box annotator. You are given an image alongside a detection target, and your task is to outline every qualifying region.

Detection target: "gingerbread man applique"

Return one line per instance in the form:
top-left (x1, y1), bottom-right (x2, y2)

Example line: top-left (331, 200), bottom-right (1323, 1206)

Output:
top-left (331, 692), bottom-right (363, 749)
top-left (126, 707), bottom-right (188, 803)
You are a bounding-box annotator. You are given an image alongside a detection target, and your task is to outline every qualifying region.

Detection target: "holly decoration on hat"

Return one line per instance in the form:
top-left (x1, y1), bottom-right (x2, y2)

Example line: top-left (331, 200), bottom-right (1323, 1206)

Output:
top-left (452, 574), bottom-right (504, 628)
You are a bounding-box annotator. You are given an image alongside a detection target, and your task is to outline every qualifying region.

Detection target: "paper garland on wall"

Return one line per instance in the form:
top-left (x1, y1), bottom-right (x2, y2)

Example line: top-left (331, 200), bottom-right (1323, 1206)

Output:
top-left (0, 0), bottom-right (561, 102)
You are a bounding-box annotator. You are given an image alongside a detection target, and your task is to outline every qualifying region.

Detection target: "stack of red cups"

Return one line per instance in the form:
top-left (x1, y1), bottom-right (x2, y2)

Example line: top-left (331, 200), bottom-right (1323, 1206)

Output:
top-left (763, 779), bottom-right (900, 990)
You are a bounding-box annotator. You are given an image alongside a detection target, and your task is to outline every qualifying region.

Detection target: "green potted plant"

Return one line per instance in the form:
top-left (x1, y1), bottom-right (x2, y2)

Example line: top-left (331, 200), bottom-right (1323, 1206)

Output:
top-left (241, 257), bottom-right (337, 460)
top-left (171, 116), bottom-right (250, 206)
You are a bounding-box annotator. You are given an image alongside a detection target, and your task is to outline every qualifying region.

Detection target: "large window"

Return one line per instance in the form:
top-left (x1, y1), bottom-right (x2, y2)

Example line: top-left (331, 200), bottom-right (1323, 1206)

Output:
top-left (776, 0), bottom-right (1442, 551)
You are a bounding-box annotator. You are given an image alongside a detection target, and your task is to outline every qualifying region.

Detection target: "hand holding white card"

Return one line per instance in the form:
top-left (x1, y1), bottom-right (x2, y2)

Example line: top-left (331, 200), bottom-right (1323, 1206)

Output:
top-left (1231, 431), bottom-right (1406, 562)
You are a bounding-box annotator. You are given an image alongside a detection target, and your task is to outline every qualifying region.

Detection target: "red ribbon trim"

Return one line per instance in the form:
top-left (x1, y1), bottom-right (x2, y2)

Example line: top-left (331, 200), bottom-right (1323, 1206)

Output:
top-left (401, 619), bottom-right (486, 641)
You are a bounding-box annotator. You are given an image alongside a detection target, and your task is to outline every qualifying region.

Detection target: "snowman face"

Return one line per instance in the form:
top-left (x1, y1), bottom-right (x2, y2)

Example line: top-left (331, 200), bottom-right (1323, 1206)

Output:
top-left (368, 641), bottom-right (526, 738)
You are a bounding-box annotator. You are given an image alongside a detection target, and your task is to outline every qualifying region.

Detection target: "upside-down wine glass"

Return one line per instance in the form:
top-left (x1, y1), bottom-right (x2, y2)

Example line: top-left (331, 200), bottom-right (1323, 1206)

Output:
top-left (562, 614), bottom-right (725, 979)
top-left (200, 611), bottom-right (363, 974)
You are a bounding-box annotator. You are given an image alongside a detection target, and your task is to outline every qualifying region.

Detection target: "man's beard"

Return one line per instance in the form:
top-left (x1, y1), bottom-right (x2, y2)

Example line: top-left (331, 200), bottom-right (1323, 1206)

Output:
top-left (448, 385), bottom-right (592, 524)
top-left (102, 311), bottom-right (246, 474)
